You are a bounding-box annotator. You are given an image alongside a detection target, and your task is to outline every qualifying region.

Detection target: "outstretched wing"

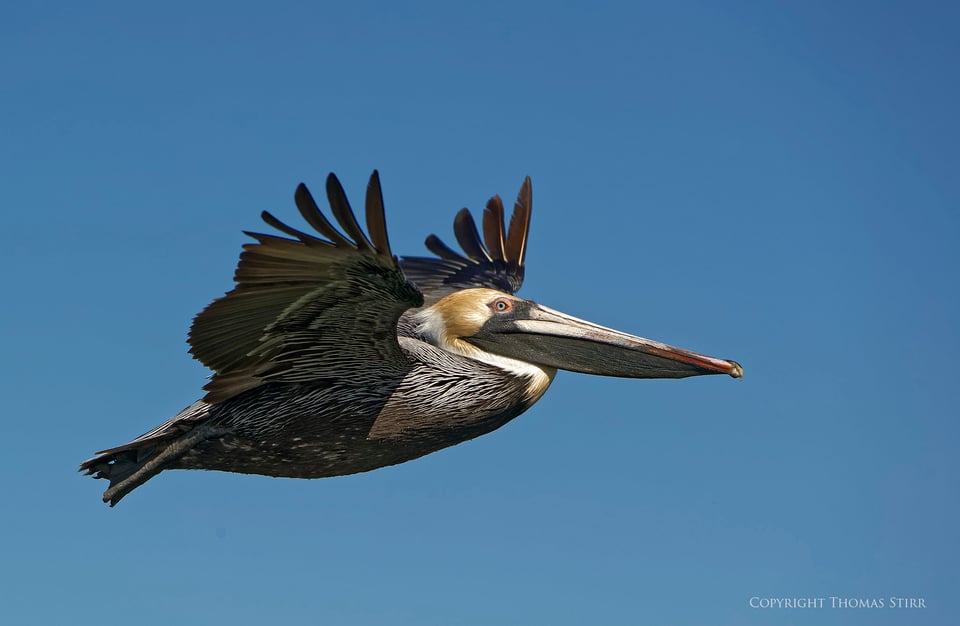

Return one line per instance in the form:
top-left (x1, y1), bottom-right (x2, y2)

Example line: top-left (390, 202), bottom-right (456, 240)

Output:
top-left (189, 171), bottom-right (423, 404)
top-left (399, 177), bottom-right (532, 304)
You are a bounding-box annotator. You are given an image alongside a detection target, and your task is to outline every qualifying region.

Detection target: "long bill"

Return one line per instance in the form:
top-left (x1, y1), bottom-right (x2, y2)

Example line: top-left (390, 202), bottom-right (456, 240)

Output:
top-left (466, 303), bottom-right (743, 379)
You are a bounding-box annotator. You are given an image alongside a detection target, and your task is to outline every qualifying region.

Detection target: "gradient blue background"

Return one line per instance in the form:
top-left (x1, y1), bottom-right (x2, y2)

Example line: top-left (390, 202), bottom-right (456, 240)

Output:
top-left (2, 2), bottom-right (957, 624)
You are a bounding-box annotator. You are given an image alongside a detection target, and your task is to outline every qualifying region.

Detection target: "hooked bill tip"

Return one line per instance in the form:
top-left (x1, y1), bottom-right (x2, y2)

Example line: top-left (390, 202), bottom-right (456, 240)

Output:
top-left (728, 360), bottom-right (744, 379)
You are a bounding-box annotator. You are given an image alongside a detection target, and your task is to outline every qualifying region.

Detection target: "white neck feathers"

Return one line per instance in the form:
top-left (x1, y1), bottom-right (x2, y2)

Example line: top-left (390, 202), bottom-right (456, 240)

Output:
top-left (410, 306), bottom-right (556, 401)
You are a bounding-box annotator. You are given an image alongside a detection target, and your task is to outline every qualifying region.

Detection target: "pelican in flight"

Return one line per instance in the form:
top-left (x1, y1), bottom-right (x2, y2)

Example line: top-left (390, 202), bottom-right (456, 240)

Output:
top-left (81, 171), bottom-right (742, 505)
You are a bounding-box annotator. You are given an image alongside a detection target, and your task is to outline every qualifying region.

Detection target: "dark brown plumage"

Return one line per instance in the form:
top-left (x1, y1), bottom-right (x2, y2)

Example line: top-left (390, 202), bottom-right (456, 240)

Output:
top-left (81, 171), bottom-right (741, 506)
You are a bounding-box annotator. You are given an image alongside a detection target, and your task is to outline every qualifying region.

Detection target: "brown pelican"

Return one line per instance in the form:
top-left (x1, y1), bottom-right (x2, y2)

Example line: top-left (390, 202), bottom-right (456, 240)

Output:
top-left (81, 171), bottom-right (742, 506)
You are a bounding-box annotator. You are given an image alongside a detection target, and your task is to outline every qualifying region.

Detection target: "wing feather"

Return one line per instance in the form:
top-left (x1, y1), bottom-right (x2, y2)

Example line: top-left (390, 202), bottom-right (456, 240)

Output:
top-left (292, 184), bottom-right (352, 247)
top-left (424, 235), bottom-right (469, 262)
top-left (482, 195), bottom-right (506, 261)
top-left (364, 170), bottom-right (392, 260)
top-left (505, 176), bottom-right (532, 270)
top-left (325, 173), bottom-right (376, 254)
top-left (452, 209), bottom-right (492, 262)
top-left (399, 177), bottom-right (532, 303)
top-left (189, 171), bottom-right (423, 404)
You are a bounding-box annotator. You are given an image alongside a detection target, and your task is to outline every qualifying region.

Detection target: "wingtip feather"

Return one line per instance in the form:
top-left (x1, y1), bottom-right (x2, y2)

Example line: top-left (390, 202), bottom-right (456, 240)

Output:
top-left (506, 176), bottom-right (532, 269)
top-left (326, 173), bottom-right (375, 253)
top-left (365, 170), bottom-right (392, 259)
top-left (482, 195), bottom-right (507, 262)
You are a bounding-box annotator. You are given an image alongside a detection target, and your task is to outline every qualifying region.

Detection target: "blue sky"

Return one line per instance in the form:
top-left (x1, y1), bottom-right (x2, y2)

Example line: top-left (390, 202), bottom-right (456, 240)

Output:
top-left (2, 2), bottom-right (957, 624)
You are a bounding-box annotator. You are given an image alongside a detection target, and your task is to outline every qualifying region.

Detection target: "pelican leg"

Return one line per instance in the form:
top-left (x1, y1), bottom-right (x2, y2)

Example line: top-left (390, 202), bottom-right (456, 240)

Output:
top-left (101, 424), bottom-right (228, 506)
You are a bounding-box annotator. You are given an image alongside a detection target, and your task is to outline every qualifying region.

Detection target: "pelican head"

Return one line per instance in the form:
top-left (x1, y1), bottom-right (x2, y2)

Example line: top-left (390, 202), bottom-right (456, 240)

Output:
top-left (414, 288), bottom-right (743, 381)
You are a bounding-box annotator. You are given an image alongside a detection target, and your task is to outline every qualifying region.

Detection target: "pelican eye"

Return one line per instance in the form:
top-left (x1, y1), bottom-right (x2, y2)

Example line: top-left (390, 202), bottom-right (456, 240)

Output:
top-left (490, 297), bottom-right (513, 313)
